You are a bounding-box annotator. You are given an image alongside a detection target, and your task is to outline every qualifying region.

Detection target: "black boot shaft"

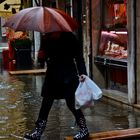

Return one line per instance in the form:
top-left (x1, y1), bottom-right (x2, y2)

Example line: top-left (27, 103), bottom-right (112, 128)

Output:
top-left (74, 116), bottom-right (89, 140)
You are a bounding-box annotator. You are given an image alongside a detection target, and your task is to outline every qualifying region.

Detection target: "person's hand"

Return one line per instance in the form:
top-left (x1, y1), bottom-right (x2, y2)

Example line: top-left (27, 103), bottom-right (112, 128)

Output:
top-left (79, 74), bottom-right (86, 82)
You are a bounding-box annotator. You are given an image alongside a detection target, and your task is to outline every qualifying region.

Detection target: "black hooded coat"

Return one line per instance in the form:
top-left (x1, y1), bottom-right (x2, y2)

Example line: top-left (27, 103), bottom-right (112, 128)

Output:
top-left (40, 32), bottom-right (87, 99)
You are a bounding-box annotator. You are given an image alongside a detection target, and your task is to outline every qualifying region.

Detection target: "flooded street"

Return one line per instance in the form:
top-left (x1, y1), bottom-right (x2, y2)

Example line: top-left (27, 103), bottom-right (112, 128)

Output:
top-left (1, 72), bottom-right (140, 140)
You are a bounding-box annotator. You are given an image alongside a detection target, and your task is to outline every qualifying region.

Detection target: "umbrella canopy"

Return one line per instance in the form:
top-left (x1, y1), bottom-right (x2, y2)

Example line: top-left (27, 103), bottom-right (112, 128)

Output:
top-left (3, 6), bottom-right (79, 33)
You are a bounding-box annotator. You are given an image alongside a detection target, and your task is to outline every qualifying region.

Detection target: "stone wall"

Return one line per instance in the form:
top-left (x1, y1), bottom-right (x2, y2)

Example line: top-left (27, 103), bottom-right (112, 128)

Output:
top-left (91, 0), bottom-right (106, 88)
top-left (136, 0), bottom-right (140, 103)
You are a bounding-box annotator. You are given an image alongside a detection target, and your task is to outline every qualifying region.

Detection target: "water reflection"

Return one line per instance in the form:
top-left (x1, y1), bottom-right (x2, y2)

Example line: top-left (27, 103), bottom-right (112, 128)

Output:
top-left (1, 74), bottom-right (140, 140)
top-left (0, 73), bottom-right (25, 140)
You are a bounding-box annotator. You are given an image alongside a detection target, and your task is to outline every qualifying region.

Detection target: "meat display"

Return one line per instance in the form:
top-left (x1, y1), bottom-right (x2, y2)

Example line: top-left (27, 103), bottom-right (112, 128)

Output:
top-left (99, 31), bottom-right (127, 59)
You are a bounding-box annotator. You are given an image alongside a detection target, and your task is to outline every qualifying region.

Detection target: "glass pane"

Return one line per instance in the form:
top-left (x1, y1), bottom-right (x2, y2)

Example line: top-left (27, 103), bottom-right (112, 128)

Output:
top-left (99, 31), bottom-right (127, 59)
top-left (102, 0), bottom-right (127, 30)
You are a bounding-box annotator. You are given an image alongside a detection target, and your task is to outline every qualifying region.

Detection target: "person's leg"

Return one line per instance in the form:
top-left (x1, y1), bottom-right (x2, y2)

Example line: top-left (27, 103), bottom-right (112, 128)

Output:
top-left (65, 93), bottom-right (89, 140)
top-left (24, 97), bottom-right (54, 140)
top-left (38, 97), bottom-right (54, 120)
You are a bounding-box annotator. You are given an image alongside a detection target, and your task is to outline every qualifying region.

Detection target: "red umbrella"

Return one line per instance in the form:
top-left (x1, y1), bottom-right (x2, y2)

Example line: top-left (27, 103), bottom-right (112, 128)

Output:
top-left (3, 6), bottom-right (79, 33)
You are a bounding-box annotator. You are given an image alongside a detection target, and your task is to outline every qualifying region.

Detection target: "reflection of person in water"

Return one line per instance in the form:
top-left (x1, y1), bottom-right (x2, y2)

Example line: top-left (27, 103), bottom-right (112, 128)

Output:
top-left (24, 31), bottom-right (89, 140)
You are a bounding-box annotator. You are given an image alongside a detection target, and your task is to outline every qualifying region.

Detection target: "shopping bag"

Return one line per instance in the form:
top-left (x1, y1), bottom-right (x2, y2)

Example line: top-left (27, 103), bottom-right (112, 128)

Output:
top-left (75, 75), bottom-right (102, 109)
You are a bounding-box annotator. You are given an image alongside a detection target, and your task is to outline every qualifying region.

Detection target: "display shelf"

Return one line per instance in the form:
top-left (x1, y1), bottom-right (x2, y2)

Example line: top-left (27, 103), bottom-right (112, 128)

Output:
top-left (94, 0), bottom-right (128, 91)
top-left (94, 56), bottom-right (127, 68)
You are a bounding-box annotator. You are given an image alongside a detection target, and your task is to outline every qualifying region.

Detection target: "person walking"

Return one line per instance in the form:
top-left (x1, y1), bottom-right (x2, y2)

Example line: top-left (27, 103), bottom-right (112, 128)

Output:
top-left (24, 31), bottom-right (89, 140)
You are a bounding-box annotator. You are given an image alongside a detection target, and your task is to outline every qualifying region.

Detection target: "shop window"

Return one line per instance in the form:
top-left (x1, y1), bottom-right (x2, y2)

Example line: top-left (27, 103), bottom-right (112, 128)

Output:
top-left (99, 31), bottom-right (127, 59)
top-left (102, 0), bottom-right (127, 29)
top-left (94, 0), bottom-right (128, 93)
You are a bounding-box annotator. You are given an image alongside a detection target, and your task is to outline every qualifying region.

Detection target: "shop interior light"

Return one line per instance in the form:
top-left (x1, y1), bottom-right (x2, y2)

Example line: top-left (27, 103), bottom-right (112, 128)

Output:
top-left (115, 31), bottom-right (127, 34)
top-left (110, 31), bottom-right (127, 34)
top-left (110, 31), bottom-right (116, 34)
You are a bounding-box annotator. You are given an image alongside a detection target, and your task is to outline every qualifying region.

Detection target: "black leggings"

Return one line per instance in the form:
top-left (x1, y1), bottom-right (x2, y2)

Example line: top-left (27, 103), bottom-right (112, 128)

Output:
top-left (38, 96), bottom-right (83, 122)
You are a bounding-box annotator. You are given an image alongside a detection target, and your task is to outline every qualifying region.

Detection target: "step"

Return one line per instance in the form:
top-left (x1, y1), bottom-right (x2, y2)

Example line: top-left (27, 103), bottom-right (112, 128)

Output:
top-left (64, 128), bottom-right (140, 140)
top-left (9, 69), bottom-right (46, 75)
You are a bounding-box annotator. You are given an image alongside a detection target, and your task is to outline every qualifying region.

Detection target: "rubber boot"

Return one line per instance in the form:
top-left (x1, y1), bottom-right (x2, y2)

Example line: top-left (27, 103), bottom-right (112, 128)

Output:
top-left (24, 119), bottom-right (47, 140)
top-left (74, 116), bottom-right (89, 140)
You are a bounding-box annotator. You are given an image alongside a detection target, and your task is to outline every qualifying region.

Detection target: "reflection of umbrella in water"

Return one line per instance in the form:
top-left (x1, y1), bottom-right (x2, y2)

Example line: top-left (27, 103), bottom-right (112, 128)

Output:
top-left (3, 6), bottom-right (79, 33)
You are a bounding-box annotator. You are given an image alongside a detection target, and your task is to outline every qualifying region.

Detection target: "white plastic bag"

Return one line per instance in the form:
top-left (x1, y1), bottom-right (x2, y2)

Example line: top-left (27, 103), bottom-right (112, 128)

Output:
top-left (75, 75), bottom-right (102, 109)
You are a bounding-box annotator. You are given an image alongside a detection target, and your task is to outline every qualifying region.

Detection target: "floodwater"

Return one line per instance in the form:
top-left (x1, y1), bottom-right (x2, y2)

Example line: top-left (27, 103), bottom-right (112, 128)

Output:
top-left (1, 71), bottom-right (140, 140)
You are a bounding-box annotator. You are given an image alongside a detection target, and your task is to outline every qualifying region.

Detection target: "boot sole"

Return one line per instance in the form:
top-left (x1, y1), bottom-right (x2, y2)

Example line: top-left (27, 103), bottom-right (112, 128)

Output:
top-left (24, 138), bottom-right (32, 140)
top-left (74, 133), bottom-right (89, 140)
top-left (23, 137), bottom-right (40, 140)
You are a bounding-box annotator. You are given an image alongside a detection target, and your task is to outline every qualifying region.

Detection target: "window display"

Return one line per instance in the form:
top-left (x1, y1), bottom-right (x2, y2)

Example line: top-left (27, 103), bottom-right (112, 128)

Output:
top-left (94, 0), bottom-right (128, 92)
top-left (100, 0), bottom-right (127, 59)
top-left (103, 0), bottom-right (127, 30)
top-left (99, 31), bottom-right (127, 59)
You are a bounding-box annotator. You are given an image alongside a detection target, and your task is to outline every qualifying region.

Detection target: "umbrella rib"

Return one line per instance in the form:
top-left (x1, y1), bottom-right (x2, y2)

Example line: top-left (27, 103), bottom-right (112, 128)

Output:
top-left (47, 8), bottom-right (72, 32)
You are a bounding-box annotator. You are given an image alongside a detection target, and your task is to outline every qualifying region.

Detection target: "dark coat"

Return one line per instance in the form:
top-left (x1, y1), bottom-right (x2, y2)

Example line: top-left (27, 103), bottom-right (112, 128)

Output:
top-left (41, 32), bottom-right (87, 99)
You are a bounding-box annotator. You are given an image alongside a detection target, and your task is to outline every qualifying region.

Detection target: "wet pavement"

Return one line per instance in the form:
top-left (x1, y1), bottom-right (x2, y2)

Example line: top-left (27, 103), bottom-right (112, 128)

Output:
top-left (1, 71), bottom-right (140, 140)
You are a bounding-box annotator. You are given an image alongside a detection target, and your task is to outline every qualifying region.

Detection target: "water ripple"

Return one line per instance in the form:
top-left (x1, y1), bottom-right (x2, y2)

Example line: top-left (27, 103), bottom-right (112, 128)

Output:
top-left (0, 97), bottom-right (5, 101)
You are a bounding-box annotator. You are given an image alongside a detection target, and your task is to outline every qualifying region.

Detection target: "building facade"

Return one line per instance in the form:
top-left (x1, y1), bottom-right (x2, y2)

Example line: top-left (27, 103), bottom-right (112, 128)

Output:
top-left (88, 0), bottom-right (140, 106)
top-left (1, 0), bottom-right (140, 107)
